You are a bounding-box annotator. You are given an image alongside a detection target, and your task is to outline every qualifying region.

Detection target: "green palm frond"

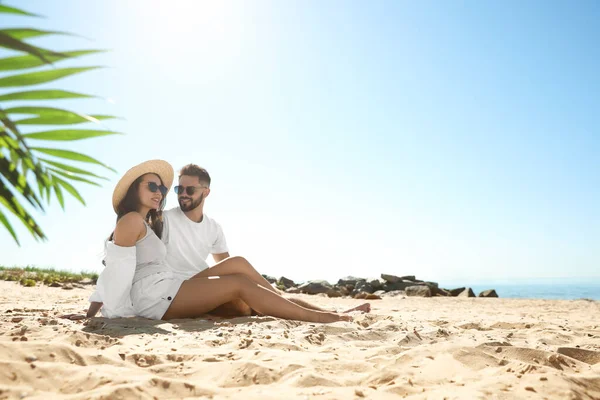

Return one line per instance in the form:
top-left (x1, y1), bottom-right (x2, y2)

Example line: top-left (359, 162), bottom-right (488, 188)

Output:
top-left (0, 4), bottom-right (119, 244)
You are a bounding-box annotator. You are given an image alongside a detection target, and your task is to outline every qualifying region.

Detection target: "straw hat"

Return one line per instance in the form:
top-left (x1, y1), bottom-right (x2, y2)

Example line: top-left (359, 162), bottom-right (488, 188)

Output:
top-left (112, 159), bottom-right (174, 213)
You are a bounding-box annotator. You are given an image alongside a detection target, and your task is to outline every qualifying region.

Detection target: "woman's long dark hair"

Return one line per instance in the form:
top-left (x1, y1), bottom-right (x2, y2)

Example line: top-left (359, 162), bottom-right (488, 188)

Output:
top-left (108, 173), bottom-right (166, 242)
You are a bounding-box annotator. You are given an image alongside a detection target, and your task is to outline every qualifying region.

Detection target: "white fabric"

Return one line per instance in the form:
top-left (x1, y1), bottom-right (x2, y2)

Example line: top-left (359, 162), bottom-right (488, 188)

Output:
top-left (90, 242), bottom-right (136, 318)
top-left (90, 223), bottom-right (182, 319)
top-left (130, 271), bottom-right (185, 319)
top-left (162, 207), bottom-right (228, 278)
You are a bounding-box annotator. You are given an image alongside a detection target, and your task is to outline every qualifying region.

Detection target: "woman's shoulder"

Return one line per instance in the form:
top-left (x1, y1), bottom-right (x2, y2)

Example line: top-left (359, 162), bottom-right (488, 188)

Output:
top-left (117, 211), bottom-right (145, 224)
top-left (114, 212), bottom-right (146, 246)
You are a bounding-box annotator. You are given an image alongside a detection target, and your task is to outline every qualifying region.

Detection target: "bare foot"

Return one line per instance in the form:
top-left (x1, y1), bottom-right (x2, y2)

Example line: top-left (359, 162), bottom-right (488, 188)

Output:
top-left (343, 303), bottom-right (371, 313)
top-left (318, 312), bottom-right (353, 323)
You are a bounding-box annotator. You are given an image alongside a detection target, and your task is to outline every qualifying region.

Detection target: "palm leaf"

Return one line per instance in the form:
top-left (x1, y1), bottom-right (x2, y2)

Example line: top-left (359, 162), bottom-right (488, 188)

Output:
top-left (0, 32), bottom-right (54, 64)
top-left (0, 67), bottom-right (102, 88)
top-left (0, 183), bottom-right (45, 240)
top-left (0, 28), bottom-right (73, 40)
top-left (0, 4), bottom-right (41, 17)
top-left (0, 90), bottom-right (95, 101)
top-left (52, 179), bottom-right (65, 209)
top-left (0, 152), bottom-right (44, 209)
top-left (53, 175), bottom-right (85, 205)
top-left (0, 50), bottom-right (105, 71)
top-left (22, 129), bottom-right (121, 141)
top-left (6, 106), bottom-right (116, 125)
top-left (31, 147), bottom-right (116, 172)
top-left (0, 207), bottom-right (19, 245)
top-left (38, 158), bottom-right (109, 180)
top-left (49, 168), bottom-right (101, 186)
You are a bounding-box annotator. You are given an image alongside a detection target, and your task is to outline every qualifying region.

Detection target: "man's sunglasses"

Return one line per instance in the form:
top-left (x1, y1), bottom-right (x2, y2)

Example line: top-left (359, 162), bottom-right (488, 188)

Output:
top-left (147, 182), bottom-right (168, 196)
top-left (174, 185), bottom-right (206, 196)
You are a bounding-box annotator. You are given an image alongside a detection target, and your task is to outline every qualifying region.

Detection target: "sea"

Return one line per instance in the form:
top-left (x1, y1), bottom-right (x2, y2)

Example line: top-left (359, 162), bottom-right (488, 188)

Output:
top-left (436, 280), bottom-right (600, 300)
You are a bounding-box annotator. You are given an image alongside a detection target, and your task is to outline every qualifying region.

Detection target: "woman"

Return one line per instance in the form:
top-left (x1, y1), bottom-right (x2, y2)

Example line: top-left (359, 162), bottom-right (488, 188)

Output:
top-left (92, 160), bottom-right (352, 323)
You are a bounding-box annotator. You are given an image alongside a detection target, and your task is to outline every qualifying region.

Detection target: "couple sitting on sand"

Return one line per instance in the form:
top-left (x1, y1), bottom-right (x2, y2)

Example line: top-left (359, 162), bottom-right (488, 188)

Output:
top-left (83, 160), bottom-right (370, 323)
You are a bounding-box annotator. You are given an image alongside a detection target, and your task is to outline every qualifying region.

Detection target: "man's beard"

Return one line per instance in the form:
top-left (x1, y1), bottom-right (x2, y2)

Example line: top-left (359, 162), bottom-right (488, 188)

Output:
top-left (179, 193), bottom-right (203, 211)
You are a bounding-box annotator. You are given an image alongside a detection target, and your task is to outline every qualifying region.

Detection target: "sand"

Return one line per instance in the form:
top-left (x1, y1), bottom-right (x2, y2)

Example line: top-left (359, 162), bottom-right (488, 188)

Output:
top-left (1, 280), bottom-right (599, 399)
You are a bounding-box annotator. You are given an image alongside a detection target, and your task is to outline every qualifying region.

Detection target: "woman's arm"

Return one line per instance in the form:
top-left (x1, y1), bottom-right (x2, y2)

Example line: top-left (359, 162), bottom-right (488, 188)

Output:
top-left (87, 301), bottom-right (103, 317)
top-left (94, 212), bottom-right (145, 317)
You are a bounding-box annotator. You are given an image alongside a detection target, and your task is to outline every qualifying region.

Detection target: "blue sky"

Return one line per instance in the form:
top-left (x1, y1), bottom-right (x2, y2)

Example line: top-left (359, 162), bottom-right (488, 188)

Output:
top-left (1, 0), bottom-right (598, 284)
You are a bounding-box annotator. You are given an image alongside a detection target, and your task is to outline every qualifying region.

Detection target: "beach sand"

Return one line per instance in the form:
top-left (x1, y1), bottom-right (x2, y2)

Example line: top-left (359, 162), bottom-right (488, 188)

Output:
top-left (1, 280), bottom-right (599, 399)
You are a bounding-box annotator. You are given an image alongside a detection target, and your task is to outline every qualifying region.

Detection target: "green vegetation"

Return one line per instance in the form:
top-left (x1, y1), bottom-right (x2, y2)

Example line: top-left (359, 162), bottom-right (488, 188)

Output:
top-left (0, 3), bottom-right (118, 245)
top-left (0, 265), bottom-right (98, 287)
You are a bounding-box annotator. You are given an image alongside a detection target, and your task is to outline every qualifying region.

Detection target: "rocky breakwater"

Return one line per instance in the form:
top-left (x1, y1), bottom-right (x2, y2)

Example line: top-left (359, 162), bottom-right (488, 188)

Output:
top-left (261, 274), bottom-right (499, 300)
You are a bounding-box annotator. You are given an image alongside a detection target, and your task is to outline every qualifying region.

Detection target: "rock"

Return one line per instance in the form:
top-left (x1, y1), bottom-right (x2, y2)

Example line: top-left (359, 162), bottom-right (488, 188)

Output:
top-left (352, 281), bottom-right (375, 295)
top-left (382, 290), bottom-right (405, 297)
top-left (338, 286), bottom-right (350, 296)
top-left (406, 286), bottom-right (432, 297)
top-left (297, 280), bottom-right (332, 295)
top-left (353, 292), bottom-right (368, 299)
top-left (449, 287), bottom-right (466, 297)
top-left (373, 290), bottom-right (386, 296)
top-left (381, 274), bottom-right (419, 283)
top-left (434, 288), bottom-right (451, 296)
top-left (458, 288), bottom-right (476, 297)
top-left (367, 278), bottom-right (383, 290)
top-left (25, 356), bottom-right (37, 363)
top-left (61, 284), bottom-right (74, 290)
top-left (277, 276), bottom-right (296, 289)
top-left (479, 289), bottom-right (498, 298)
top-left (382, 281), bottom-right (414, 292)
top-left (11, 317), bottom-right (23, 323)
top-left (326, 289), bottom-right (343, 298)
top-left (79, 278), bottom-right (94, 285)
top-left (365, 293), bottom-right (382, 300)
top-left (285, 287), bottom-right (302, 294)
top-left (49, 282), bottom-right (62, 288)
top-left (261, 275), bottom-right (277, 284)
top-left (422, 281), bottom-right (439, 289)
top-left (337, 276), bottom-right (365, 286)
top-left (381, 274), bottom-right (402, 283)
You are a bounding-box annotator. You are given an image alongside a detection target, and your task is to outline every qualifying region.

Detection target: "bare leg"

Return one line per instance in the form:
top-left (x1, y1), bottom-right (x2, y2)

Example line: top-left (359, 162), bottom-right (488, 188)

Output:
top-left (208, 299), bottom-right (252, 317)
top-left (287, 297), bottom-right (371, 313)
top-left (162, 274), bottom-right (351, 323)
top-left (191, 256), bottom-right (281, 294)
top-left (191, 257), bottom-right (370, 314)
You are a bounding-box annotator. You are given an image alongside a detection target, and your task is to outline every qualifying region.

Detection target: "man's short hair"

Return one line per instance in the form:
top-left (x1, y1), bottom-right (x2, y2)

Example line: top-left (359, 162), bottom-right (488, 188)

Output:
top-left (179, 164), bottom-right (211, 186)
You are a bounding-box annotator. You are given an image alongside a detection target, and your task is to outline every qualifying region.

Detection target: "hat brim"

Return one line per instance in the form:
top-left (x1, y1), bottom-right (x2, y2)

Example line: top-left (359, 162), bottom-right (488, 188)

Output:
top-left (112, 160), bottom-right (174, 213)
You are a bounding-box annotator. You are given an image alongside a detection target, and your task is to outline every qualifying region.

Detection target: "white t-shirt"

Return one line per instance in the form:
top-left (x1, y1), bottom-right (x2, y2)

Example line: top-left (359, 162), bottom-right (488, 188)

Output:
top-left (162, 207), bottom-right (228, 279)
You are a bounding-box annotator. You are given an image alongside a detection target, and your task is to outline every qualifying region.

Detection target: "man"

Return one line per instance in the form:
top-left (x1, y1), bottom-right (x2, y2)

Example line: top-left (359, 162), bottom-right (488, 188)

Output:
top-left (162, 164), bottom-right (369, 317)
top-left (162, 163), bottom-right (245, 316)
top-left (80, 164), bottom-right (369, 319)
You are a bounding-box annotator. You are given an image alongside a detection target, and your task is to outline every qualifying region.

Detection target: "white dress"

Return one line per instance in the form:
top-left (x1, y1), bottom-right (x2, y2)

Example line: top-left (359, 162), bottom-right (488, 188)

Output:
top-left (91, 221), bottom-right (185, 320)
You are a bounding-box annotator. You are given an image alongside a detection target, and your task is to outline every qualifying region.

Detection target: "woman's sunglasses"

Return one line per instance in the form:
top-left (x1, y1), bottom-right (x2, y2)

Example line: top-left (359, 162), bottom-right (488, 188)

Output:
top-left (147, 182), bottom-right (168, 196)
top-left (174, 185), bottom-right (206, 196)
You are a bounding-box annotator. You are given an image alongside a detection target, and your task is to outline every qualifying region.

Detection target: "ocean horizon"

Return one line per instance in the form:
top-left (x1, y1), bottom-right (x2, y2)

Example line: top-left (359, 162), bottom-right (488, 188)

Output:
top-left (435, 279), bottom-right (600, 301)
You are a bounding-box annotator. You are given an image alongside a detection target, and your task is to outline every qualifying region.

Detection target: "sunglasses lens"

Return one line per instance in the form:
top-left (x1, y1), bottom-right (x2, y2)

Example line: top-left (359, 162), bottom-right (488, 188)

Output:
top-left (159, 185), bottom-right (168, 196)
top-left (186, 187), bottom-right (196, 196)
top-left (174, 186), bottom-right (182, 194)
top-left (148, 182), bottom-right (158, 192)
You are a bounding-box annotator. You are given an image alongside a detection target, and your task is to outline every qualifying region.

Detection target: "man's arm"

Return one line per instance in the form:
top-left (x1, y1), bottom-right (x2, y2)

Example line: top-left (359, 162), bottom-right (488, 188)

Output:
top-left (212, 252), bottom-right (230, 263)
